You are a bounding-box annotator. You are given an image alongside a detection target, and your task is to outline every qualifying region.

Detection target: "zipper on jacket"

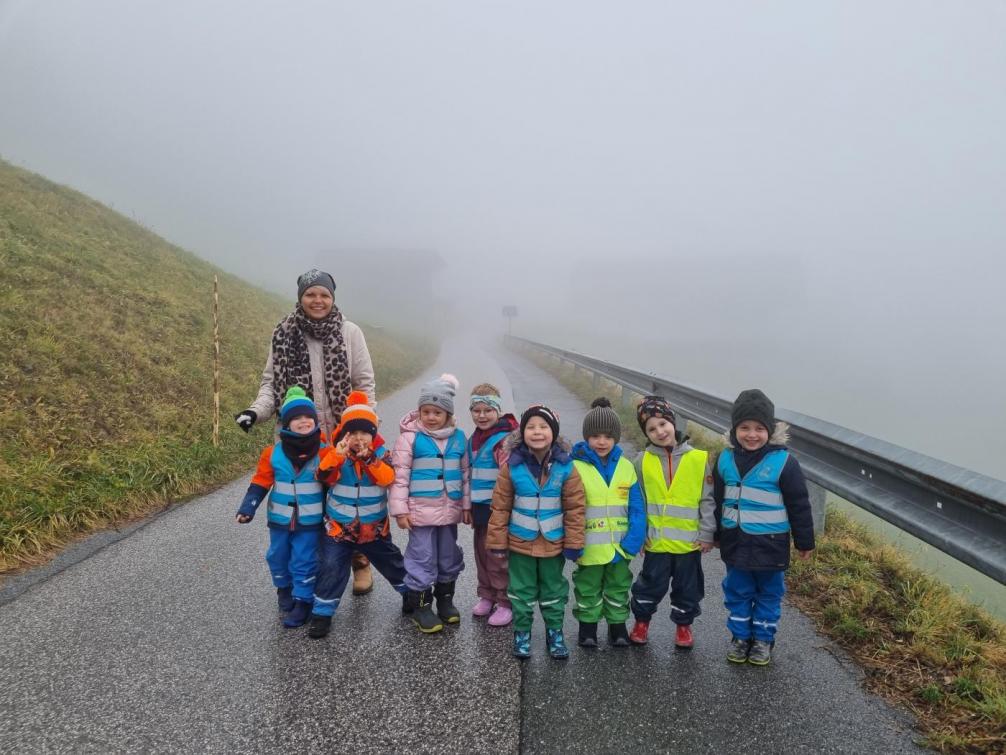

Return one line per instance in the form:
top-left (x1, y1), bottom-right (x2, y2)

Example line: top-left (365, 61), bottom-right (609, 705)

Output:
top-left (291, 480), bottom-right (298, 531)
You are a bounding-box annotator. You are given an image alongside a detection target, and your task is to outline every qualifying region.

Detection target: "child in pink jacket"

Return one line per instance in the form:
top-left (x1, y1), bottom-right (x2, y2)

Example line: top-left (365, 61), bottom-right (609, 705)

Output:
top-left (390, 373), bottom-right (471, 634)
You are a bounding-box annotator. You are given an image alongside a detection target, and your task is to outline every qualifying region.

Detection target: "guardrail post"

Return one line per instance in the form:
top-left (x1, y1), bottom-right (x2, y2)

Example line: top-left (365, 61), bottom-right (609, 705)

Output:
top-left (621, 385), bottom-right (633, 410)
top-left (807, 481), bottom-right (827, 536)
top-left (592, 371), bottom-right (600, 391)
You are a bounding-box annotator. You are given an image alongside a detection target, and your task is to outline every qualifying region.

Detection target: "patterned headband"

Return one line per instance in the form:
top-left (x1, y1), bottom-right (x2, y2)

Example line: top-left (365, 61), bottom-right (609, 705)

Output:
top-left (470, 394), bottom-right (502, 413)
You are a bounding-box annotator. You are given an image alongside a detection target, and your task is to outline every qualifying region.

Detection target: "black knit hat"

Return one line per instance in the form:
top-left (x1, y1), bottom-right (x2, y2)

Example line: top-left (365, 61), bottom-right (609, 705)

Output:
top-left (731, 388), bottom-right (775, 433)
top-left (520, 404), bottom-right (560, 439)
top-left (636, 395), bottom-right (677, 432)
top-left (582, 397), bottom-right (621, 442)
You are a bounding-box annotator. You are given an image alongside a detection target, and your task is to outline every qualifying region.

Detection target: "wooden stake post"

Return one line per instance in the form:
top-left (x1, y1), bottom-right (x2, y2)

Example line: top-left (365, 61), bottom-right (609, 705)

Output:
top-left (213, 275), bottom-right (220, 447)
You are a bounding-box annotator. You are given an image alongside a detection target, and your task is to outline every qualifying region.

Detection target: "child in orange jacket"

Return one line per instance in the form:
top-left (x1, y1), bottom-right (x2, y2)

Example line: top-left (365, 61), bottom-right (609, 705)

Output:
top-left (307, 392), bottom-right (407, 638)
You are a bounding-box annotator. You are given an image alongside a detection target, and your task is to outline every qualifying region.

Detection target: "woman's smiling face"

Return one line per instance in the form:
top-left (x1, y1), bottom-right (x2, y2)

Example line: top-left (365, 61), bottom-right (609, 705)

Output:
top-left (300, 286), bottom-right (334, 320)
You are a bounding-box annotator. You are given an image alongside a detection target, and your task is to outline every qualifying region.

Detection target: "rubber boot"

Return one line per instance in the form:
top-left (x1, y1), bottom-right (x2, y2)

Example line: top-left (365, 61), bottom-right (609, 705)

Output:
top-left (307, 614), bottom-right (332, 639)
top-left (400, 590), bottom-right (410, 615)
top-left (578, 621), bottom-right (598, 648)
top-left (276, 586), bottom-right (294, 612)
top-left (628, 620), bottom-right (650, 645)
top-left (352, 557), bottom-right (373, 596)
top-left (675, 624), bottom-right (694, 649)
top-left (283, 600), bottom-right (312, 628)
top-left (433, 580), bottom-right (461, 624)
top-left (547, 628), bottom-right (570, 659)
top-left (608, 622), bottom-right (630, 647)
top-left (409, 589), bottom-right (444, 634)
top-left (513, 630), bottom-right (531, 659)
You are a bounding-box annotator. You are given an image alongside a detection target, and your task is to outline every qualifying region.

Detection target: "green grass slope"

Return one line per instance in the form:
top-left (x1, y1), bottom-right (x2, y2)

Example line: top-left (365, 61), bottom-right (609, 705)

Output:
top-left (0, 159), bottom-right (432, 571)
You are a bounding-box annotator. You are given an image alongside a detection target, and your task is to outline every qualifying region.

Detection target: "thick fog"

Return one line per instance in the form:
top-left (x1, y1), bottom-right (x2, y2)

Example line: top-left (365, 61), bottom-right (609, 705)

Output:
top-left (1, 1), bottom-right (1003, 477)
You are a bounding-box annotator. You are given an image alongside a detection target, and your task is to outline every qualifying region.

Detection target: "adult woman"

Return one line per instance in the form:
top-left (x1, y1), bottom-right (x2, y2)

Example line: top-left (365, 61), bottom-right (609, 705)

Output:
top-left (236, 268), bottom-right (377, 594)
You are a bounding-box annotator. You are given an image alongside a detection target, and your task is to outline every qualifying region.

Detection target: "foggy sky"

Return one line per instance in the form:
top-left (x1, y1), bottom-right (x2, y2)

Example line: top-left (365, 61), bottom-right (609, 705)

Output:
top-left (1, 0), bottom-right (1004, 477)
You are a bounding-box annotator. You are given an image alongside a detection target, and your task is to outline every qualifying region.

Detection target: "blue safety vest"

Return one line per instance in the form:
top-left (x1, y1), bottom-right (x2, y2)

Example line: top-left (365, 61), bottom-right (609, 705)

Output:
top-left (408, 430), bottom-right (466, 500)
top-left (267, 447), bottom-right (323, 527)
top-left (508, 460), bottom-right (572, 542)
top-left (718, 448), bottom-right (790, 535)
top-left (325, 446), bottom-right (390, 525)
top-left (467, 431), bottom-right (511, 506)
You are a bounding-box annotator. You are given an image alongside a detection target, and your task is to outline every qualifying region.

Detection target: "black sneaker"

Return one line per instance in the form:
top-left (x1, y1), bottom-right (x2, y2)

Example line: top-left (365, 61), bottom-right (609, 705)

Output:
top-left (578, 621), bottom-right (598, 647)
top-left (307, 614), bottom-right (332, 639)
top-left (727, 637), bottom-right (751, 664)
top-left (748, 640), bottom-right (772, 666)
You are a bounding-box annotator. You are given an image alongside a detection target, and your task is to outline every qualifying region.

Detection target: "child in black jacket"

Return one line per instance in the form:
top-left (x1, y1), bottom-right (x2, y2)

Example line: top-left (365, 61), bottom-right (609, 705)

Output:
top-left (713, 388), bottom-right (815, 665)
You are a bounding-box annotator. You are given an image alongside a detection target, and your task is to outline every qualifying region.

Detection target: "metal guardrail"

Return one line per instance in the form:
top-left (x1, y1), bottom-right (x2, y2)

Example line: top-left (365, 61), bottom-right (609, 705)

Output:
top-left (508, 336), bottom-right (1006, 585)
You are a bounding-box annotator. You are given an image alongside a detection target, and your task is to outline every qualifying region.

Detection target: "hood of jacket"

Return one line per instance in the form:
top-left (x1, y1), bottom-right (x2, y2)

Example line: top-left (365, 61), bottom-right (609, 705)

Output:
top-left (398, 409), bottom-right (459, 439)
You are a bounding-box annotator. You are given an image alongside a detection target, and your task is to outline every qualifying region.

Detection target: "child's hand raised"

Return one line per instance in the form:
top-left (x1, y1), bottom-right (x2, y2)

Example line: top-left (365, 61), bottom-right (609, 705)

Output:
top-left (395, 514), bottom-right (412, 531)
top-left (334, 436), bottom-right (350, 456)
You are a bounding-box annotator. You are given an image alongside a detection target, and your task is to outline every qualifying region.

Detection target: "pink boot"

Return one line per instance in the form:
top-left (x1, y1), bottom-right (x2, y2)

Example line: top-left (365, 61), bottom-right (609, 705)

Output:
top-left (472, 598), bottom-right (494, 617)
top-left (488, 604), bottom-right (513, 627)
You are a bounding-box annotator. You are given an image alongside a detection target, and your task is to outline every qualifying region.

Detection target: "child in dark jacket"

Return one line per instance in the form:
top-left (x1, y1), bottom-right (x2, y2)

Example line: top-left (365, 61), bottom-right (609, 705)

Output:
top-left (307, 391), bottom-right (407, 639)
top-left (466, 383), bottom-right (519, 627)
top-left (571, 398), bottom-right (647, 648)
top-left (714, 388), bottom-right (815, 666)
top-left (236, 387), bottom-right (326, 628)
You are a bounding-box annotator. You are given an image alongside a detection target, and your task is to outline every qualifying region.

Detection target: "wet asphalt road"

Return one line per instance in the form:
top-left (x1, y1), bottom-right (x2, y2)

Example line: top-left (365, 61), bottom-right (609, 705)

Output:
top-left (0, 337), bottom-right (924, 753)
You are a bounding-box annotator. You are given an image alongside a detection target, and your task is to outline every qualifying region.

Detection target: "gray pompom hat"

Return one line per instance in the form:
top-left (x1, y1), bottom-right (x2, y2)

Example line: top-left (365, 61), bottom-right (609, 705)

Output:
top-left (418, 373), bottom-right (460, 415)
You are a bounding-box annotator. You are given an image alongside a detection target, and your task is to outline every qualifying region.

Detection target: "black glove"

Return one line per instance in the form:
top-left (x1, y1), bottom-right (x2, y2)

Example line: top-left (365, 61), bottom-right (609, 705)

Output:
top-left (234, 409), bottom-right (257, 432)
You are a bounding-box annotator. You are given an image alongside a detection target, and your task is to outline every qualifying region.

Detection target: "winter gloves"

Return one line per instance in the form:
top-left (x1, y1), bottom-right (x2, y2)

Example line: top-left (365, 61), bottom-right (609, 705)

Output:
top-left (235, 409), bottom-right (257, 432)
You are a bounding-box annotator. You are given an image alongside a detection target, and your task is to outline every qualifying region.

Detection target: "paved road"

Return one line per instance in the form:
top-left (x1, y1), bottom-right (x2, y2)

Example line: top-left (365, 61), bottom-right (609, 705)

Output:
top-left (0, 337), bottom-right (924, 754)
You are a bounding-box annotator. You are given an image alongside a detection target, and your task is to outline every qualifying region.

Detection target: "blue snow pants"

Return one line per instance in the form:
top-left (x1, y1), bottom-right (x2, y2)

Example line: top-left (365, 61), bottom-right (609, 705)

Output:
top-left (312, 535), bottom-right (407, 617)
top-left (722, 566), bottom-right (785, 642)
top-left (266, 527), bottom-right (320, 603)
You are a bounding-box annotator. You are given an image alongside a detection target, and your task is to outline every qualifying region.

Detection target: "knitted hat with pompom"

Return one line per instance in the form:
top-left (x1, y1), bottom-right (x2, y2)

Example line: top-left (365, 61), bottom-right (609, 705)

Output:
top-left (334, 391), bottom-right (378, 441)
top-left (582, 397), bottom-right (621, 442)
top-left (418, 373), bottom-right (460, 415)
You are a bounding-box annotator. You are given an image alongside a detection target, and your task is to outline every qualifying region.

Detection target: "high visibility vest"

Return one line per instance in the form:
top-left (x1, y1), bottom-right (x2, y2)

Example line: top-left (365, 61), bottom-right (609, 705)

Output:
top-left (267, 447), bottom-right (323, 527)
top-left (508, 459), bottom-right (572, 542)
top-left (641, 448), bottom-right (708, 553)
top-left (573, 456), bottom-right (637, 565)
top-left (718, 448), bottom-right (791, 535)
top-left (467, 431), bottom-right (510, 506)
top-left (408, 430), bottom-right (466, 500)
top-left (325, 447), bottom-right (390, 525)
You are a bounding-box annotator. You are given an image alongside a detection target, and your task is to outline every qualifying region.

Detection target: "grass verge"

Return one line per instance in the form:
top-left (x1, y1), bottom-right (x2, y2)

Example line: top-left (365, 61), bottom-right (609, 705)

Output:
top-left (517, 340), bottom-right (1006, 754)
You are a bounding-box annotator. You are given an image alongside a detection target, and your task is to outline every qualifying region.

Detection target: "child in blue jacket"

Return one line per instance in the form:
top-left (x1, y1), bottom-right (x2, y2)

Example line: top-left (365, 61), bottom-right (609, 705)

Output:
top-left (714, 388), bottom-right (815, 665)
top-left (571, 398), bottom-right (646, 648)
top-left (236, 387), bottom-right (326, 628)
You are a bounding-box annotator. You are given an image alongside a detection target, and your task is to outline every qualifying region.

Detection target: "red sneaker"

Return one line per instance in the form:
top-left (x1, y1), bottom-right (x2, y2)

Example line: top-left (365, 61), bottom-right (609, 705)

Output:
top-left (628, 620), bottom-right (650, 645)
top-left (675, 624), bottom-right (694, 649)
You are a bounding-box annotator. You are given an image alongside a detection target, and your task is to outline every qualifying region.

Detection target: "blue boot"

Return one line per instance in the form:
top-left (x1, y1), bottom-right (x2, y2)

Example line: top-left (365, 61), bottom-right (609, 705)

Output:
top-left (547, 628), bottom-right (569, 659)
top-left (276, 586), bottom-right (294, 612)
top-left (283, 600), bottom-right (312, 628)
top-left (513, 630), bottom-right (531, 659)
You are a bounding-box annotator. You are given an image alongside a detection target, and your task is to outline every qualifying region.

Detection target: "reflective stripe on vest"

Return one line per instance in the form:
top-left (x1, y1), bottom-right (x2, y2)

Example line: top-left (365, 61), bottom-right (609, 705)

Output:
top-left (267, 447), bottom-right (323, 527)
top-left (408, 430), bottom-right (466, 500)
top-left (718, 448), bottom-right (791, 535)
top-left (508, 461), bottom-right (572, 542)
top-left (467, 430), bottom-right (510, 505)
top-left (325, 449), bottom-right (389, 525)
top-left (641, 448), bottom-right (708, 554)
top-left (573, 457), bottom-right (637, 565)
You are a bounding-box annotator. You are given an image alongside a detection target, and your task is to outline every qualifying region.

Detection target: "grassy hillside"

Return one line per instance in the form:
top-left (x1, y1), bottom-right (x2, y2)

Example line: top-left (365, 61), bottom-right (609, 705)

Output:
top-left (0, 159), bottom-right (432, 571)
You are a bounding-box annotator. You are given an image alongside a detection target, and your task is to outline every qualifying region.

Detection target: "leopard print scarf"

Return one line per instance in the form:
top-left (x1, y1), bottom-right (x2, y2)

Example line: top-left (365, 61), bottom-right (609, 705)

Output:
top-left (271, 304), bottom-right (352, 424)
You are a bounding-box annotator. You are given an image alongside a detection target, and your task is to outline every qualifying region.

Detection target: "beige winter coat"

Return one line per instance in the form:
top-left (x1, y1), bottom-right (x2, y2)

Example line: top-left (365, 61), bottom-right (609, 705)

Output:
top-left (249, 320), bottom-right (376, 440)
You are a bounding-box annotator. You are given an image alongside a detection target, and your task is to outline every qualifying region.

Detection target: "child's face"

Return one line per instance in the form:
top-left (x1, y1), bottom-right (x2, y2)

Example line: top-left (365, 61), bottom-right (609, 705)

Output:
top-left (288, 415), bottom-right (317, 434)
top-left (345, 430), bottom-right (374, 454)
top-left (644, 416), bottom-right (676, 448)
top-left (587, 433), bottom-right (615, 458)
top-left (523, 416), bottom-right (554, 452)
top-left (735, 420), bottom-right (769, 451)
top-left (419, 405), bottom-right (449, 431)
top-left (470, 402), bottom-right (500, 431)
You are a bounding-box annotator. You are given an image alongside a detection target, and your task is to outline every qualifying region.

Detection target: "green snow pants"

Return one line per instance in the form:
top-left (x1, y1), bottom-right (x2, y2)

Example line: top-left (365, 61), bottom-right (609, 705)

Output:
top-left (507, 552), bottom-right (569, 631)
top-left (572, 560), bottom-right (633, 624)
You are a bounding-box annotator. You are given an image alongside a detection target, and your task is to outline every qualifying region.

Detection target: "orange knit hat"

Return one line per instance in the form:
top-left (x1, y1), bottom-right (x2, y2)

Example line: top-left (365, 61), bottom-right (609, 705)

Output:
top-left (335, 391), bottom-right (378, 441)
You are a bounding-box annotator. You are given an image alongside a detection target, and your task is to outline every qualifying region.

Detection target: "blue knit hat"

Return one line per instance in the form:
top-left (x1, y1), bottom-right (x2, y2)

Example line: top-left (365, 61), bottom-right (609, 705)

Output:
top-left (280, 386), bottom-right (318, 426)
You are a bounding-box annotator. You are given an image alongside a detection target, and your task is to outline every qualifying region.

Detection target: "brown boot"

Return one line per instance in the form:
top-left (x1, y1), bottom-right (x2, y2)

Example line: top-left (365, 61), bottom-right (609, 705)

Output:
top-left (352, 553), bottom-right (373, 595)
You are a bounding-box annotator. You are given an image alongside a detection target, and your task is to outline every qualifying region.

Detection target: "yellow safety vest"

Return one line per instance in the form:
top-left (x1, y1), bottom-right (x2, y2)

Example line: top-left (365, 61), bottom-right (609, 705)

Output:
top-left (641, 448), bottom-right (708, 554)
top-left (573, 457), bottom-right (637, 566)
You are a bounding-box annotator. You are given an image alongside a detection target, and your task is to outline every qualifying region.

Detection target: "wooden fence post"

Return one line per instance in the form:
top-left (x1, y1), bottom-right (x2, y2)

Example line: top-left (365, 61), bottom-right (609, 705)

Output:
top-left (213, 275), bottom-right (220, 448)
